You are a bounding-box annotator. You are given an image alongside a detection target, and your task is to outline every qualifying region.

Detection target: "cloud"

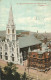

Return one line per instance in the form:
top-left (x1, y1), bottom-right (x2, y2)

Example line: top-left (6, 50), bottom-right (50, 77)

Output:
top-left (15, 16), bottom-right (43, 25)
top-left (44, 17), bottom-right (51, 22)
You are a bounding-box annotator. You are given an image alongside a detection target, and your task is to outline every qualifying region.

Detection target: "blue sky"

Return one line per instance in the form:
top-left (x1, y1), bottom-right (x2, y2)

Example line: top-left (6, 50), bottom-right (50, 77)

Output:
top-left (0, 0), bottom-right (51, 32)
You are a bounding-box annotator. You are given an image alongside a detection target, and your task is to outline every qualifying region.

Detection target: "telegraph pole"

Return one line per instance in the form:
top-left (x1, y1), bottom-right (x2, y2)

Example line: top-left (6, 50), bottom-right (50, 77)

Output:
top-left (0, 66), bottom-right (1, 80)
top-left (27, 52), bottom-right (30, 80)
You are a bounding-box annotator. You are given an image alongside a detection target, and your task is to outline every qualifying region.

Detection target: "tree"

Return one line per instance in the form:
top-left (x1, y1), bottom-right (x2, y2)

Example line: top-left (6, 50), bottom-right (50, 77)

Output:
top-left (22, 72), bottom-right (26, 80)
top-left (0, 67), bottom-right (5, 80)
top-left (3, 62), bottom-right (20, 80)
top-left (4, 62), bottom-right (16, 75)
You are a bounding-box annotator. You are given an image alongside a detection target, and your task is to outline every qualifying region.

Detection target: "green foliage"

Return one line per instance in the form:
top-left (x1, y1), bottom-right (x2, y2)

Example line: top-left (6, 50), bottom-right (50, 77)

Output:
top-left (0, 62), bottom-right (31, 80)
top-left (22, 72), bottom-right (26, 80)
top-left (22, 72), bottom-right (29, 80)
top-left (4, 62), bottom-right (17, 75)
top-left (1, 62), bottom-right (20, 80)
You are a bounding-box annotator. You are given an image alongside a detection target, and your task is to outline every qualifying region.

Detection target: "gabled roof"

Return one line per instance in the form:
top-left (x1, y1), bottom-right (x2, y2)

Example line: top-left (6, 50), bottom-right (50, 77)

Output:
top-left (18, 35), bottom-right (41, 48)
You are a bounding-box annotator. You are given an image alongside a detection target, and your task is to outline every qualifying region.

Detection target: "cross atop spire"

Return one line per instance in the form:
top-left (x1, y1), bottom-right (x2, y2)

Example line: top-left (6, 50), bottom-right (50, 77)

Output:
top-left (8, 6), bottom-right (14, 26)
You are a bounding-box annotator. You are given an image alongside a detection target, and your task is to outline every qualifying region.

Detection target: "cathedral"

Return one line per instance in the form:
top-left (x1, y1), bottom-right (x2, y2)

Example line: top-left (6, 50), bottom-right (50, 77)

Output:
top-left (0, 6), bottom-right (23, 65)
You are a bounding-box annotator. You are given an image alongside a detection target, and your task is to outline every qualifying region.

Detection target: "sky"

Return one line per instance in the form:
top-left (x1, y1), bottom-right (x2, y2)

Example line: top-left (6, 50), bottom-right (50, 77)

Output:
top-left (0, 0), bottom-right (51, 33)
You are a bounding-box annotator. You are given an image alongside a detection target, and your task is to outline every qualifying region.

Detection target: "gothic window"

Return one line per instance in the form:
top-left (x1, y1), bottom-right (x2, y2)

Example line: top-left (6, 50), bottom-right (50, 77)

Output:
top-left (7, 39), bottom-right (9, 42)
top-left (20, 58), bottom-right (22, 64)
top-left (8, 29), bottom-right (10, 33)
top-left (12, 35), bottom-right (15, 40)
top-left (12, 29), bottom-right (14, 33)
top-left (12, 57), bottom-right (14, 61)
top-left (12, 54), bottom-right (14, 61)
top-left (24, 51), bottom-right (26, 59)
top-left (0, 52), bottom-right (2, 59)
top-left (12, 47), bottom-right (14, 51)
top-left (5, 44), bottom-right (8, 50)
top-left (5, 52), bottom-right (8, 60)
top-left (9, 42), bottom-right (12, 47)
top-left (0, 47), bottom-right (2, 51)
top-left (17, 48), bottom-right (18, 57)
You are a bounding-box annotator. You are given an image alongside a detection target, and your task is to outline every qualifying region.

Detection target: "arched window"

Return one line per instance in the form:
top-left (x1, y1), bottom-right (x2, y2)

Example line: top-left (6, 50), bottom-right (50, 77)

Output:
top-left (20, 58), bottom-right (22, 64)
top-left (0, 52), bottom-right (2, 59)
top-left (5, 52), bottom-right (8, 60)
top-left (12, 54), bottom-right (14, 61)
top-left (0, 47), bottom-right (2, 51)
top-left (12, 29), bottom-right (14, 33)
top-left (5, 44), bottom-right (8, 50)
top-left (12, 47), bottom-right (14, 51)
top-left (8, 29), bottom-right (10, 33)
top-left (17, 48), bottom-right (18, 57)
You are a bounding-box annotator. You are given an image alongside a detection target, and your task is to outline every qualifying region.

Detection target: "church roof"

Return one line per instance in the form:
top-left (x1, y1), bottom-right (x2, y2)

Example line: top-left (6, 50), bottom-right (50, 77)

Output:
top-left (18, 35), bottom-right (41, 48)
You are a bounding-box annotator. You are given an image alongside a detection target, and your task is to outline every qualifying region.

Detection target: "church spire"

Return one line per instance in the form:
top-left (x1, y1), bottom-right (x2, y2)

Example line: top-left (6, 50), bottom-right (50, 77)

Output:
top-left (6, 6), bottom-right (16, 41)
top-left (8, 6), bottom-right (14, 26)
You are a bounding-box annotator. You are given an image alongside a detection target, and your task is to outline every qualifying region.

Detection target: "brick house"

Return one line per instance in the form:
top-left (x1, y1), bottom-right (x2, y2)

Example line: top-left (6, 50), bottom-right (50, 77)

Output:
top-left (28, 43), bottom-right (51, 72)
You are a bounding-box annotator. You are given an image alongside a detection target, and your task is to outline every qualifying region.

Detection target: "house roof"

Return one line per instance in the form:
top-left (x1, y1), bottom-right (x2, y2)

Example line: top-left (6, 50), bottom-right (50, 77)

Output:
top-left (18, 35), bottom-right (41, 48)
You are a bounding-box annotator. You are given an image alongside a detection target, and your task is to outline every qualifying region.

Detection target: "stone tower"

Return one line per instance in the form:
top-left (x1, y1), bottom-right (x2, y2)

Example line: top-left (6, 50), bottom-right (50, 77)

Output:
top-left (6, 6), bottom-right (16, 41)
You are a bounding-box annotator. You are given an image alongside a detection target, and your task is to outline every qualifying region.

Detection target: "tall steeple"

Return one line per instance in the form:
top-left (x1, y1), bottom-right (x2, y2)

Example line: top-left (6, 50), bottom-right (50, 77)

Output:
top-left (6, 6), bottom-right (16, 42)
top-left (8, 6), bottom-right (14, 26)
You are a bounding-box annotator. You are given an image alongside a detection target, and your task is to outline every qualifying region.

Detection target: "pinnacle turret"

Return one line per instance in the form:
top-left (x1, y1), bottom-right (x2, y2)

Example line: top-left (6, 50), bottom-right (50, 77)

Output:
top-left (28, 47), bottom-right (31, 53)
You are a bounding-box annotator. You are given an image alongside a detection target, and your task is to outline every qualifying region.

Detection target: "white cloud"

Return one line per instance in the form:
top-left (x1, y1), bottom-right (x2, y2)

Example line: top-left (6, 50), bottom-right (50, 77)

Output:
top-left (44, 17), bottom-right (51, 22)
top-left (15, 16), bottom-right (43, 25)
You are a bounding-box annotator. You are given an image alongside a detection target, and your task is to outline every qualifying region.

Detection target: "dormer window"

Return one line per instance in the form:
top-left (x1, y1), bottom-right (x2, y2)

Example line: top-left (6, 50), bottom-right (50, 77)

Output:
top-left (12, 47), bottom-right (14, 51)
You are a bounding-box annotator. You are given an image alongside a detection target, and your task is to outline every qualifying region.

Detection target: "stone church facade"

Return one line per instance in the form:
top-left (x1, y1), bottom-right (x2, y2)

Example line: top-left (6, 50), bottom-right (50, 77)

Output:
top-left (0, 6), bottom-right (23, 65)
